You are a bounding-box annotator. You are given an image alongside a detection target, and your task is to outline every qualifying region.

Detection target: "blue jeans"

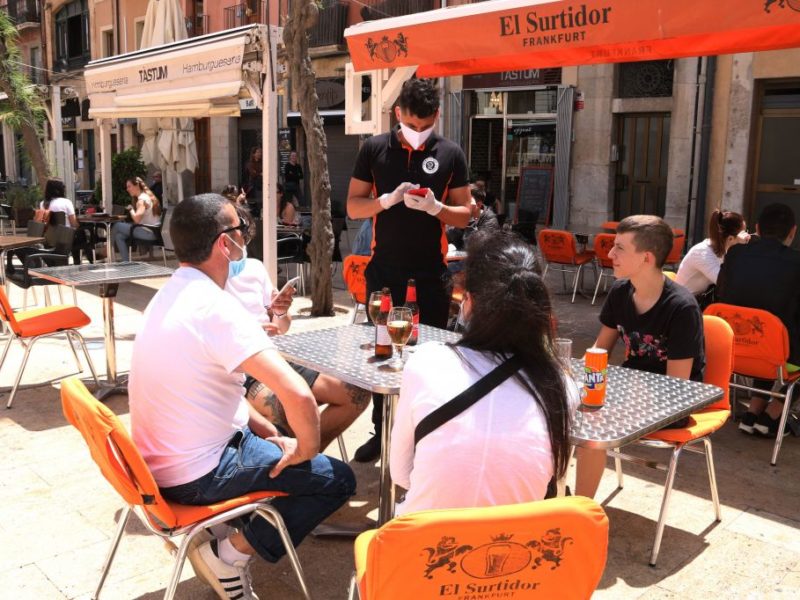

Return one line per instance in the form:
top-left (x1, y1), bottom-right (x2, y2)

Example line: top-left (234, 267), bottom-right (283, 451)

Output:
top-left (160, 428), bottom-right (355, 563)
top-left (113, 222), bottom-right (156, 261)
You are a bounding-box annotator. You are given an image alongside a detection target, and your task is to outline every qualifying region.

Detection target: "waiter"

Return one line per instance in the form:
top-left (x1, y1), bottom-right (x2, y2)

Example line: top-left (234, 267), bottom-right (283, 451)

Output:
top-left (347, 78), bottom-right (471, 462)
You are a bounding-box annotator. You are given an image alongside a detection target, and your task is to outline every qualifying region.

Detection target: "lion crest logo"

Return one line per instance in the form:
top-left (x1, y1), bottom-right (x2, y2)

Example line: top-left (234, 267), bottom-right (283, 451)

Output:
top-left (764, 0), bottom-right (800, 13)
top-left (365, 33), bottom-right (409, 63)
top-left (421, 536), bottom-right (473, 579)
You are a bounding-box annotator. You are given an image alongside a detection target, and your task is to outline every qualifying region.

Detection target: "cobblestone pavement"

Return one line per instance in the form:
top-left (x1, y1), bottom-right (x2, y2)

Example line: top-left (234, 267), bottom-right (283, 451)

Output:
top-left (1, 260), bottom-right (798, 599)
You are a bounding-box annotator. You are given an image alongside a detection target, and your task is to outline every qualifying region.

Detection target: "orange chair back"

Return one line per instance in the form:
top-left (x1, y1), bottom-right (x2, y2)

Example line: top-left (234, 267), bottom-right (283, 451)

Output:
top-left (600, 220), bottom-right (619, 231)
top-left (703, 303), bottom-right (790, 381)
top-left (343, 254), bottom-right (369, 305)
top-left (593, 233), bottom-right (615, 268)
top-left (665, 229), bottom-right (686, 265)
top-left (538, 229), bottom-right (579, 264)
top-left (702, 315), bottom-right (734, 411)
top-left (0, 286), bottom-right (20, 336)
top-left (355, 497), bottom-right (608, 600)
top-left (61, 378), bottom-right (180, 531)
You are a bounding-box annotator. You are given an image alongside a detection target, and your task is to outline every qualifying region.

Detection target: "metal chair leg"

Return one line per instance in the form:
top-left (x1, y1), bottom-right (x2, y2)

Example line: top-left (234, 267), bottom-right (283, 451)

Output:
top-left (0, 336), bottom-right (14, 378)
top-left (571, 265), bottom-right (583, 303)
top-left (71, 331), bottom-right (100, 387)
top-left (94, 506), bottom-right (131, 599)
top-left (23, 288), bottom-right (28, 310)
top-left (161, 247), bottom-right (167, 267)
top-left (337, 435), bottom-right (349, 463)
top-left (255, 505), bottom-right (311, 600)
top-left (72, 286), bottom-right (78, 306)
top-left (164, 525), bottom-right (207, 600)
top-left (6, 339), bottom-right (34, 409)
top-left (650, 445), bottom-right (683, 567)
top-left (771, 382), bottom-right (797, 466)
top-left (702, 438), bottom-right (722, 521)
top-left (613, 448), bottom-right (624, 489)
top-left (65, 331), bottom-right (83, 372)
top-left (542, 264), bottom-right (549, 279)
top-left (592, 269), bottom-right (604, 305)
top-left (58, 286), bottom-right (64, 304)
top-left (347, 571), bottom-right (359, 600)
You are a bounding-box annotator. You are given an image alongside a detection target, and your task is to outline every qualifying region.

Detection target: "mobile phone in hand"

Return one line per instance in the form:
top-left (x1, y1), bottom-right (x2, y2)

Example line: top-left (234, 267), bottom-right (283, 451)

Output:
top-left (279, 276), bottom-right (301, 296)
top-left (407, 187), bottom-right (430, 197)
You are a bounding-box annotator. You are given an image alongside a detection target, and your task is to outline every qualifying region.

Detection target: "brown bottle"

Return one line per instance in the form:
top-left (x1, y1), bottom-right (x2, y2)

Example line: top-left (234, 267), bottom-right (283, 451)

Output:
top-left (374, 287), bottom-right (393, 358)
top-left (404, 279), bottom-right (420, 345)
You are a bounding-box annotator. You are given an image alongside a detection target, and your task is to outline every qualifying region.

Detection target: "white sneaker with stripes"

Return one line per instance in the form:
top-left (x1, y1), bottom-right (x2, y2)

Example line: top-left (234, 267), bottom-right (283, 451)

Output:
top-left (188, 538), bottom-right (259, 600)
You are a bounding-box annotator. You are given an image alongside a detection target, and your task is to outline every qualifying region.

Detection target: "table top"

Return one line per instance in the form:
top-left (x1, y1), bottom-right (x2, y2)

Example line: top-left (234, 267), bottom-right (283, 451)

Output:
top-left (0, 235), bottom-right (45, 250)
top-left (568, 359), bottom-right (723, 449)
top-left (28, 261), bottom-right (174, 286)
top-left (273, 323), bottom-right (461, 394)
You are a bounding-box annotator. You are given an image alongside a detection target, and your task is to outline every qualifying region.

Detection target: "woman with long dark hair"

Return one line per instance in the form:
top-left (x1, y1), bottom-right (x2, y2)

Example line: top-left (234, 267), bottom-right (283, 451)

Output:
top-left (111, 176), bottom-right (162, 261)
top-left (42, 178), bottom-right (94, 264)
top-left (676, 209), bottom-right (749, 296)
top-left (390, 230), bottom-right (577, 515)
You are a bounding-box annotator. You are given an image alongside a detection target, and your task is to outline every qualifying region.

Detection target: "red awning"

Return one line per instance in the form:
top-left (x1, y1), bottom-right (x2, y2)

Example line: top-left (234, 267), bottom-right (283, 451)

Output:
top-left (345, 0), bottom-right (800, 77)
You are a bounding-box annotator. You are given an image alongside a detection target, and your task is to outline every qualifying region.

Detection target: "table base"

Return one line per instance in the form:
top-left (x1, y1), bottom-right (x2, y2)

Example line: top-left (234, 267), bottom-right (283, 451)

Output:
top-left (378, 393), bottom-right (399, 525)
top-left (93, 374), bottom-right (129, 401)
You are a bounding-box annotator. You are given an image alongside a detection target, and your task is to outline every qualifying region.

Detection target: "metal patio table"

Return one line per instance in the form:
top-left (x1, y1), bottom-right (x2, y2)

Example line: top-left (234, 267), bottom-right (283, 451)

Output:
top-left (0, 235), bottom-right (45, 288)
top-left (28, 262), bottom-right (174, 399)
top-left (273, 323), bottom-right (461, 525)
top-left (78, 214), bottom-right (126, 262)
top-left (568, 359), bottom-right (723, 449)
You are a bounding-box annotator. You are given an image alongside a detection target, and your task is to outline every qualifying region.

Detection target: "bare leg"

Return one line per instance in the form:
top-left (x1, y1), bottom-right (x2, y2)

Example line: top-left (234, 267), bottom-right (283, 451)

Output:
top-left (575, 446), bottom-right (607, 498)
top-left (747, 396), bottom-right (768, 416)
top-left (230, 531), bottom-right (256, 555)
top-left (765, 400), bottom-right (784, 419)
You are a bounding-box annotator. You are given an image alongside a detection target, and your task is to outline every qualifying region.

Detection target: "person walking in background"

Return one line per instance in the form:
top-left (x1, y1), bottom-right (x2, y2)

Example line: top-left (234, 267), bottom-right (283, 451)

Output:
top-left (283, 151), bottom-right (304, 207)
top-left (243, 146), bottom-right (263, 215)
top-left (346, 77), bottom-right (472, 463)
top-left (149, 171), bottom-right (163, 203)
top-left (676, 209), bottom-right (749, 306)
top-left (391, 230), bottom-right (577, 515)
top-left (112, 177), bottom-right (162, 262)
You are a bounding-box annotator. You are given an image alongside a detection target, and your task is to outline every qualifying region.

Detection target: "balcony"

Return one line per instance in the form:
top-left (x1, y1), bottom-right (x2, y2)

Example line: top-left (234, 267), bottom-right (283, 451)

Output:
top-left (224, 2), bottom-right (263, 30)
top-left (359, 0), bottom-right (436, 21)
top-left (309, 0), bottom-right (348, 49)
top-left (1, 0), bottom-right (41, 28)
top-left (186, 14), bottom-right (209, 38)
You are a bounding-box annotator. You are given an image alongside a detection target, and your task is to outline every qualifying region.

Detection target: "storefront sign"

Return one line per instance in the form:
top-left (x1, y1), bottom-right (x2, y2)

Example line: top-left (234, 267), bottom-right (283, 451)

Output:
top-left (463, 68), bottom-right (562, 89)
top-left (278, 127), bottom-right (295, 175)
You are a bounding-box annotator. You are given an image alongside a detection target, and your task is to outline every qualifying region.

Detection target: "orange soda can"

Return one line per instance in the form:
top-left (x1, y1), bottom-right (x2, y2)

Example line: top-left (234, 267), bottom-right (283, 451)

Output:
top-left (583, 347), bottom-right (608, 407)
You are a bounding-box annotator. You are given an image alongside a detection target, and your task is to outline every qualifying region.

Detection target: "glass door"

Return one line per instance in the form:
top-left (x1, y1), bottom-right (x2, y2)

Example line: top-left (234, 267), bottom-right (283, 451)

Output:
top-left (504, 119), bottom-right (556, 221)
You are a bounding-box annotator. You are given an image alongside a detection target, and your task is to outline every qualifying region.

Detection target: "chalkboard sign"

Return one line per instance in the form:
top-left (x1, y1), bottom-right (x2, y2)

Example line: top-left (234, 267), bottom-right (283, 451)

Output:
top-left (515, 166), bottom-right (553, 224)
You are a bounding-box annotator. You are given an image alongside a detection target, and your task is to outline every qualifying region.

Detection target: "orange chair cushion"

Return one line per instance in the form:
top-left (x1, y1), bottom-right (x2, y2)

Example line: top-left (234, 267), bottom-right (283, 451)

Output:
top-left (354, 497), bottom-right (608, 600)
top-left (164, 491), bottom-right (288, 530)
top-left (15, 305), bottom-right (91, 338)
top-left (644, 408), bottom-right (730, 444)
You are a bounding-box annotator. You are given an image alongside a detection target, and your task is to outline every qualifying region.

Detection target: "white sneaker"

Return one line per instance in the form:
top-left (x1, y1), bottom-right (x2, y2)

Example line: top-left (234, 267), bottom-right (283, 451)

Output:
top-left (188, 539), bottom-right (259, 600)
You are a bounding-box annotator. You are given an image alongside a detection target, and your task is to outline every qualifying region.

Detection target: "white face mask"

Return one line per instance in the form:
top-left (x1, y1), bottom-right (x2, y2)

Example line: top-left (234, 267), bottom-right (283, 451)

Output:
top-left (399, 123), bottom-right (434, 150)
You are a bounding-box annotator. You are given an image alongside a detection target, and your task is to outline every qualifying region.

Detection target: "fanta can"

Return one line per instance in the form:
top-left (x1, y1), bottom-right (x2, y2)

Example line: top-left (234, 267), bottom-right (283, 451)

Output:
top-left (583, 347), bottom-right (608, 407)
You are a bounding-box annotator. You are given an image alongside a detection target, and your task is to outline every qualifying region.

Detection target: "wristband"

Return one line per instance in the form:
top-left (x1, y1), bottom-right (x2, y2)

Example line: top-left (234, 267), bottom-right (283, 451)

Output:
top-left (273, 312), bottom-right (288, 318)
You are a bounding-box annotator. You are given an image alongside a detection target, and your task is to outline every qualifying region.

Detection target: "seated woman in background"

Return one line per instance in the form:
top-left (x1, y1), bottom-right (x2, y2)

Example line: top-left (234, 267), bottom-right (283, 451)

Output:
top-left (277, 183), bottom-right (300, 225)
top-left (676, 209), bottom-right (749, 303)
top-left (112, 177), bottom-right (162, 261)
top-left (390, 230), bottom-right (578, 516)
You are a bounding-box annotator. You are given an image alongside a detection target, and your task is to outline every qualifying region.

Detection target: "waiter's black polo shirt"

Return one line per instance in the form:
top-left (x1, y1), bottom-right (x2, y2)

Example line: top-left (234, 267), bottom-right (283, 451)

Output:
top-left (352, 128), bottom-right (469, 270)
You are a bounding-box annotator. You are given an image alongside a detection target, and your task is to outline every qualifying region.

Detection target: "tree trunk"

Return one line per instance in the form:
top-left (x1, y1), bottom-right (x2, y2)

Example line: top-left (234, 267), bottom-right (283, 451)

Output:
top-left (284, 1), bottom-right (334, 317)
top-left (0, 34), bottom-right (50, 188)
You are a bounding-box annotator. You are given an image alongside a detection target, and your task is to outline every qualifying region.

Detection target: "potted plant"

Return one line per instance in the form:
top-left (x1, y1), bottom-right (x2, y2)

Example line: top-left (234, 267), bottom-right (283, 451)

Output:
top-left (94, 148), bottom-right (147, 209)
top-left (6, 184), bottom-right (40, 226)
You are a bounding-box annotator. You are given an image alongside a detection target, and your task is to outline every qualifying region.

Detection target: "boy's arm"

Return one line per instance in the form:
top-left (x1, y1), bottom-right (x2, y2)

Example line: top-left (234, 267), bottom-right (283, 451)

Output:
top-left (666, 358), bottom-right (694, 380)
top-left (594, 326), bottom-right (618, 352)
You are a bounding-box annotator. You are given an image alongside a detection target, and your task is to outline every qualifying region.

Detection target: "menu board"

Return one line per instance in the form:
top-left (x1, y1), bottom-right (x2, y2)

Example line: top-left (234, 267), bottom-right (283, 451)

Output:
top-left (515, 166), bottom-right (553, 224)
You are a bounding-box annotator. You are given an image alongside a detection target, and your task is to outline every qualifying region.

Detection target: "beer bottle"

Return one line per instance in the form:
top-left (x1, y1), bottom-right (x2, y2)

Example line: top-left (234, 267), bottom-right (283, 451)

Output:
top-left (404, 279), bottom-right (420, 345)
top-left (374, 287), bottom-right (393, 358)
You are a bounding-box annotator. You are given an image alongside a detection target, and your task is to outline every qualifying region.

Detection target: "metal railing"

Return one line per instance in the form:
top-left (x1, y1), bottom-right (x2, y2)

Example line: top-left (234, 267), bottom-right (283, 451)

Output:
top-left (186, 14), bottom-right (209, 37)
top-left (224, 2), bottom-right (263, 29)
top-left (309, 0), bottom-right (348, 47)
top-left (359, 0), bottom-right (436, 20)
top-left (8, 0), bottom-right (40, 24)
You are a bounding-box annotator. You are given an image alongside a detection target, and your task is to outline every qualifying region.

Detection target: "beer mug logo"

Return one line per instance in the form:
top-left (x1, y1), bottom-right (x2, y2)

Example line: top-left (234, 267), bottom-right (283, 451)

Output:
top-left (460, 534), bottom-right (531, 579)
top-left (584, 367), bottom-right (606, 390)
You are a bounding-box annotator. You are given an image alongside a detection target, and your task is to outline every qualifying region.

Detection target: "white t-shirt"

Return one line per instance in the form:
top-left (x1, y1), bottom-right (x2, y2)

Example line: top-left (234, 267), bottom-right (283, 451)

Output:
top-left (676, 239), bottom-right (722, 295)
top-left (40, 197), bottom-right (75, 228)
top-left (137, 192), bottom-right (160, 226)
top-left (224, 258), bottom-right (277, 324)
top-left (129, 266), bottom-right (274, 487)
top-left (390, 342), bottom-right (580, 516)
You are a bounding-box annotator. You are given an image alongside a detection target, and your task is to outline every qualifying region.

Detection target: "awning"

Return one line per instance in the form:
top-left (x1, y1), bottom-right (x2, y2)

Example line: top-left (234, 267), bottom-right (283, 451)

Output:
top-left (344, 0), bottom-right (800, 77)
top-left (84, 25), bottom-right (266, 118)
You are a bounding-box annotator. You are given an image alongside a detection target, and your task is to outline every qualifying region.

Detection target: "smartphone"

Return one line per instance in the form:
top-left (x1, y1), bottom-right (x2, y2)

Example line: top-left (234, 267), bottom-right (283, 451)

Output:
top-left (407, 187), bottom-right (429, 197)
top-left (279, 276), bottom-right (301, 296)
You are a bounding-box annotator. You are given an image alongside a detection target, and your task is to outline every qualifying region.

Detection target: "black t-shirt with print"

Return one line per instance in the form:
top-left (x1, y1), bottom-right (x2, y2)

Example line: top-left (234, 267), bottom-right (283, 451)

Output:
top-left (599, 277), bottom-right (705, 382)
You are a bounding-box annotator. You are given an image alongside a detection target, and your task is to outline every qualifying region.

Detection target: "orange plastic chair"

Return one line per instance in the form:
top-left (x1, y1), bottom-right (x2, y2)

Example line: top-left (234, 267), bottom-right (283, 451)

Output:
top-left (663, 229), bottom-right (686, 270)
top-left (600, 220), bottom-right (620, 231)
top-left (348, 497), bottom-right (608, 600)
top-left (612, 315), bottom-right (733, 566)
top-left (343, 254), bottom-right (370, 323)
top-left (537, 229), bottom-right (595, 303)
top-left (703, 303), bottom-right (800, 466)
top-left (60, 378), bottom-right (310, 600)
top-left (591, 233), bottom-right (616, 305)
top-left (0, 285), bottom-right (98, 408)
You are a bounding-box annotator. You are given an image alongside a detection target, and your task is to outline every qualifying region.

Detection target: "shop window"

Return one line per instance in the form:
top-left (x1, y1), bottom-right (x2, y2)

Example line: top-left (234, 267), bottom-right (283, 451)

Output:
top-left (618, 60), bottom-right (674, 99)
top-left (54, 0), bottom-right (90, 72)
top-left (506, 88), bottom-right (558, 115)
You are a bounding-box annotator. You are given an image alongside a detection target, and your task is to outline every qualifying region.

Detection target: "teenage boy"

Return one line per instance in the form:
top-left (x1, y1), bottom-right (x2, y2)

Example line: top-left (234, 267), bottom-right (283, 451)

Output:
top-left (575, 215), bottom-right (705, 498)
top-left (717, 202), bottom-right (800, 437)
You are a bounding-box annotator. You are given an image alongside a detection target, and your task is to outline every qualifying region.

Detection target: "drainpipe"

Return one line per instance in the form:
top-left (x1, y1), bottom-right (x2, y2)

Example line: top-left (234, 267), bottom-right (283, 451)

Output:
top-left (691, 56), bottom-right (716, 245)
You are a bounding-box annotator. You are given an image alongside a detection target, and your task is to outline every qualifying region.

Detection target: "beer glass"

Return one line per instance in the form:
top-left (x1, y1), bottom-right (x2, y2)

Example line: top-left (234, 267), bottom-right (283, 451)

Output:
top-left (382, 307), bottom-right (413, 371)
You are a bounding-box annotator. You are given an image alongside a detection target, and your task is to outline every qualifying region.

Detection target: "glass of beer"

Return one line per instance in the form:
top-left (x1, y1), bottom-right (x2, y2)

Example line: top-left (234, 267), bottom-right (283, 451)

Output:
top-left (362, 291), bottom-right (391, 350)
top-left (382, 307), bottom-right (413, 371)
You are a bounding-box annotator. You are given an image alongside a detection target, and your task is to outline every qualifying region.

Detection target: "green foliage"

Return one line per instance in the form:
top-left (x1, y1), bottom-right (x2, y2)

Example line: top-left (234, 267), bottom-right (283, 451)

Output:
top-left (5, 184), bottom-right (41, 209)
top-left (93, 148), bottom-right (147, 206)
top-left (0, 11), bottom-right (47, 130)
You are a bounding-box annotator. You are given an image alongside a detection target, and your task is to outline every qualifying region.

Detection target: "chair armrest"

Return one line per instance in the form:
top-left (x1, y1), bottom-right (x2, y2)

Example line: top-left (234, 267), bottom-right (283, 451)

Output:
top-left (23, 253), bottom-right (69, 270)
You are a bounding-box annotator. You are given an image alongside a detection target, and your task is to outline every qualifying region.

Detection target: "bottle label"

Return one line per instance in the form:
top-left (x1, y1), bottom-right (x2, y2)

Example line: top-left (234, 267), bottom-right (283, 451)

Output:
top-left (376, 325), bottom-right (391, 346)
top-left (412, 313), bottom-right (420, 338)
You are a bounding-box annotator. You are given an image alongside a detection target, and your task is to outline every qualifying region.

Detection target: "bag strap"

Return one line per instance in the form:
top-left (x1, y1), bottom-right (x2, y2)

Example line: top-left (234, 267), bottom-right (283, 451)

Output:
top-left (414, 355), bottom-right (522, 447)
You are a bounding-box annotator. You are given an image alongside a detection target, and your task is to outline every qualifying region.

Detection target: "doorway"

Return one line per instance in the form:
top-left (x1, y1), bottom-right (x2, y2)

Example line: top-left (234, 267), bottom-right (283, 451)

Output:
top-left (194, 118), bottom-right (210, 194)
top-left (750, 84), bottom-right (800, 246)
top-left (614, 113), bottom-right (671, 219)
